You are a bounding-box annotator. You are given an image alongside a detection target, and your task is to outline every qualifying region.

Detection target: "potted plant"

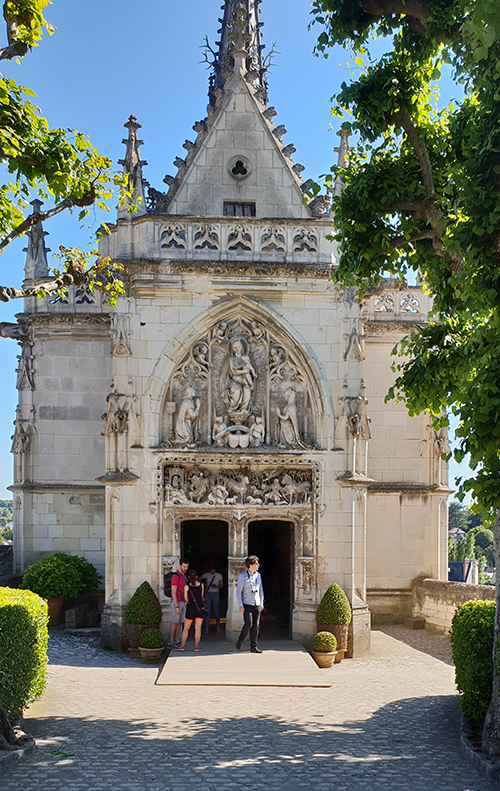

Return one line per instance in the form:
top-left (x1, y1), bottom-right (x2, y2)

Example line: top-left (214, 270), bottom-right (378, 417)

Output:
top-left (20, 552), bottom-right (102, 626)
top-left (312, 631), bottom-right (337, 668)
top-left (139, 628), bottom-right (165, 663)
top-left (125, 581), bottom-right (162, 655)
top-left (316, 583), bottom-right (352, 662)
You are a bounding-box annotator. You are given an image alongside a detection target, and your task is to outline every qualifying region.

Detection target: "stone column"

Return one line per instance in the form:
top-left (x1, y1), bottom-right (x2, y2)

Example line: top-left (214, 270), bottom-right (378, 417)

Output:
top-left (226, 514), bottom-right (248, 642)
top-left (346, 486), bottom-right (370, 657)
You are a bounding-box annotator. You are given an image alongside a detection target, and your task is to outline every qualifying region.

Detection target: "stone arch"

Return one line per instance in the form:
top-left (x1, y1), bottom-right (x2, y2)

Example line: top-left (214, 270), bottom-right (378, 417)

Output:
top-left (147, 296), bottom-right (333, 448)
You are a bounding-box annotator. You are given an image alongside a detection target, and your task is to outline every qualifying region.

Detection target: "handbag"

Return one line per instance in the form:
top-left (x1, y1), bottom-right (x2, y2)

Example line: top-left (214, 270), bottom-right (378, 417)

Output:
top-left (189, 585), bottom-right (208, 618)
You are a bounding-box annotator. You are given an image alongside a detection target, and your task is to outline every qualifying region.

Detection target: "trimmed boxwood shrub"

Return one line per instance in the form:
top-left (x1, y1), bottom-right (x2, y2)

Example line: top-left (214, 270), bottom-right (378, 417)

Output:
top-left (0, 587), bottom-right (49, 714)
top-left (126, 581), bottom-right (162, 625)
top-left (316, 584), bottom-right (352, 625)
top-left (313, 631), bottom-right (337, 652)
top-left (450, 599), bottom-right (495, 720)
top-left (20, 552), bottom-right (102, 599)
top-left (139, 628), bottom-right (165, 649)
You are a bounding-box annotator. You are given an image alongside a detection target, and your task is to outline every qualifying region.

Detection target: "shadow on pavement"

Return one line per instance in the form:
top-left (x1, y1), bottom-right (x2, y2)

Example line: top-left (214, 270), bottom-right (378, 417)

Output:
top-left (3, 696), bottom-right (495, 791)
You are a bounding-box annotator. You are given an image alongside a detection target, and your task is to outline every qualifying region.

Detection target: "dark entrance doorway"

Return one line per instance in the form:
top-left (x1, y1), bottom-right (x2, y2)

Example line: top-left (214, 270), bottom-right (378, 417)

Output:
top-left (181, 520), bottom-right (229, 626)
top-left (248, 520), bottom-right (293, 639)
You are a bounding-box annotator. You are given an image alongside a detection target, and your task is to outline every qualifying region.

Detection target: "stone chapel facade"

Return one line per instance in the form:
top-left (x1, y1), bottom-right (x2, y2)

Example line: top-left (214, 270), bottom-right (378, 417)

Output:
top-left (8, 0), bottom-right (449, 652)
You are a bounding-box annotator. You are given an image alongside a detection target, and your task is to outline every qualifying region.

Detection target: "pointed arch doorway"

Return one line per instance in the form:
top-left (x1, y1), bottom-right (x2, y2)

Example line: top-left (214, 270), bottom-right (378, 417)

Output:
top-left (181, 519), bottom-right (229, 629)
top-left (248, 519), bottom-right (293, 639)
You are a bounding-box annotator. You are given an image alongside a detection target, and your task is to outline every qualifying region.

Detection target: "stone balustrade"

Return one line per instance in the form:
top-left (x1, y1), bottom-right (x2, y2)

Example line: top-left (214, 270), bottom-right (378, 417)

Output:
top-left (362, 287), bottom-right (432, 323)
top-left (412, 577), bottom-right (494, 633)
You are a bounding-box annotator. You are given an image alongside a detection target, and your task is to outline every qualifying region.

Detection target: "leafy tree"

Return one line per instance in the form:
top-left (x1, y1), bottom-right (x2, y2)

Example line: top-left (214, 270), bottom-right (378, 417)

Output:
top-left (0, 0), bottom-right (129, 305)
top-left (311, 0), bottom-right (500, 755)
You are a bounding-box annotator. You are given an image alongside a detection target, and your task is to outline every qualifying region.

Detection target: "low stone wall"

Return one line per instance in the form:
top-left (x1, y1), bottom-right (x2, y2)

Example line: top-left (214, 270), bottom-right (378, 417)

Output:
top-left (412, 577), bottom-right (495, 634)
top-left (0, 545), bottom-right (13, 578)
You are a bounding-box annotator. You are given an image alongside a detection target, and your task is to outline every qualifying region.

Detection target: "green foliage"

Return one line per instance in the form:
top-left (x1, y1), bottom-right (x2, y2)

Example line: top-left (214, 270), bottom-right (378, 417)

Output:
top-left (125, 581), bottom-right (162, 626)
top-left (20, 553), bottom-right (102, 599)
top-left (139, 628), bottom-right (164, 649)
top-left (313, 630), bottom-right (337, 652)
top-left (0, 586), bottom-right (48, 714)
top-left (450, 600), bottom-right (495, 719)
top-left (449, 502), bottom-right (483, 534)
top-left (310, 0), bottom-right (500, 515)
top-left (0, 2), bottom-right (132, 304)
top-left (449, 531), bottom-right (476, 562)
top-left (316, 584), bottom-right (352, 625)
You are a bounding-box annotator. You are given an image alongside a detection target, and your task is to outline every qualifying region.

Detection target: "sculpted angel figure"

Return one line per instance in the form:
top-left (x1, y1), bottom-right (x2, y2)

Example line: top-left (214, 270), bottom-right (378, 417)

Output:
top-left (276, 388), bottom-right (305, 448)
top-left (224, 338), bottom-right (256, 412)
top-left (175, 385), bottom-right (201, 444)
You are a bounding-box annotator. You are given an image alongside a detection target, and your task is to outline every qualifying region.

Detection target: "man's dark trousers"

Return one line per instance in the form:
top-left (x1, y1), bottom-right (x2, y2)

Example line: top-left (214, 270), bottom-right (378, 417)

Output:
top-left (238, 604), bottom-right (261, 648)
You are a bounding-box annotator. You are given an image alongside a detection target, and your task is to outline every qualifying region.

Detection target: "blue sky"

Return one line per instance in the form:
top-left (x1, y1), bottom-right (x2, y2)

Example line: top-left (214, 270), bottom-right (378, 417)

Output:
top-left (0, 0), bottom-right (470, 500)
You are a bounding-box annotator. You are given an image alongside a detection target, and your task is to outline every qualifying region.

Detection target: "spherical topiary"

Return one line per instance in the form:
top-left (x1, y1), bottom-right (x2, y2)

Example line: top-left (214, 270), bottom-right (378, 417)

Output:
top-left (316, 584), bottom-right (352, 625)
top-left (313, 631), bottom-right (337, 653)
top-left (139, 628), bottom-right (165, 649)
top-left (125, 581), bottom-right (162, 625)
top-left (450, 599), bottom-right (495, 719)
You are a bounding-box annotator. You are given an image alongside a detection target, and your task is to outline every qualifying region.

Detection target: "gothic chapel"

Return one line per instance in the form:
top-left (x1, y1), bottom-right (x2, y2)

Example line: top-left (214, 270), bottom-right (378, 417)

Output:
top-left (8, 1), bottom-right (449, 652)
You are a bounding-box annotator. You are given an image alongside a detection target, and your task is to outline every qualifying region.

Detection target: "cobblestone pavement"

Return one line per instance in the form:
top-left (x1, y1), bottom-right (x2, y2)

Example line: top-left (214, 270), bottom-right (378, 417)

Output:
top-left (1, 626), bottom-right (497, 791)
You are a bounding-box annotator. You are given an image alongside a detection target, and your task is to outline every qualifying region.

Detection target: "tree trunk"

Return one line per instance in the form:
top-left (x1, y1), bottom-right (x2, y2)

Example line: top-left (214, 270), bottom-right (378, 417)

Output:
top-left (0, 704), bottom-right (18, 751)
top-left (482, 510), bottom-right (500, 756)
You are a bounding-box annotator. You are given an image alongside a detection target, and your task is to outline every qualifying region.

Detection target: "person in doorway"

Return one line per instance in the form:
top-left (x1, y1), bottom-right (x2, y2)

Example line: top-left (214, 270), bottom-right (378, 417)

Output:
top-left (235, 555), bottom-right (264, 653)
top-left (176, 570), bottom-right (206, 652)
top-left (168, 557), bottom-right (189, 648)
top-left (200, 565), bottom-right (223, 634)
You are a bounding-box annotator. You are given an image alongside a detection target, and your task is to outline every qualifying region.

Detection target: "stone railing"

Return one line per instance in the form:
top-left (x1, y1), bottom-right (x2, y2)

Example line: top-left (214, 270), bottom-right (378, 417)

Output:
top-left (154, 217), bottom-right (334, 267)
top-left (362, 287), bottom-right (432, 323)
top-left (412, 577), bottom-right (494, 633)
top-left (30, 284), bottom-right (110, 315)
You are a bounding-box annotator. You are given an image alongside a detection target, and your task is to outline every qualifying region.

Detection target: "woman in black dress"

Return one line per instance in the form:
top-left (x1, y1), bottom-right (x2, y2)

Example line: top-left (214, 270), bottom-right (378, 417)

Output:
top-left (177, 569), bottom-right (206, 651)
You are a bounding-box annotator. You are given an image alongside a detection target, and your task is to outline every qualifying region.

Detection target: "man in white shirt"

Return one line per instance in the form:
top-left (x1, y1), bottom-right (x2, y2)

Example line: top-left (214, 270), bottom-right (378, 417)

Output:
top-left (200, 566), bottom-right (223, 634)
top-left (235, 555), bottom-right (264, 653)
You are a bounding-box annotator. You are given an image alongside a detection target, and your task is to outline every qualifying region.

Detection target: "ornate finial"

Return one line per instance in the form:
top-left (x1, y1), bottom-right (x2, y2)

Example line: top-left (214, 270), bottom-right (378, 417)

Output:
top-left (209, 0), bottom-right (268, 105)
top-left (118, 114), bottom-right (148, 218)
top-left (23, 199), bottom-right (50, 283)
top-left (333, 127), bottom-right (352, 197)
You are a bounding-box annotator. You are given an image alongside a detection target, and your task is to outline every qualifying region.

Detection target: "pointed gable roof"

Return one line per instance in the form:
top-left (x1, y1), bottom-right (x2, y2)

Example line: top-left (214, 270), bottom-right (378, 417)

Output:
top-left (148, 1), bottom-right (327, 220)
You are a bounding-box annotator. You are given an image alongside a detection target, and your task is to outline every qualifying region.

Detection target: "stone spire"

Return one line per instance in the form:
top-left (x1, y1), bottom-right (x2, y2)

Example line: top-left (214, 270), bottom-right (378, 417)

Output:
top-left (23, 199), bottom-right (50, 283)
top-left (118, 115), bottom-right (147, 218)
top-left (210, 0), bottom-right (267, 104)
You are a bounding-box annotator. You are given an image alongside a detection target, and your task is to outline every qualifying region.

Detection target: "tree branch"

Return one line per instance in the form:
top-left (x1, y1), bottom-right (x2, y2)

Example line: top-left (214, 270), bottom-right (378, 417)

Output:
top-left (0, 190), bottom-right (95, 256)
top-left (362, 0), bottom-right (432, 20)
top-left (389, 105), bottom-right (436, 199)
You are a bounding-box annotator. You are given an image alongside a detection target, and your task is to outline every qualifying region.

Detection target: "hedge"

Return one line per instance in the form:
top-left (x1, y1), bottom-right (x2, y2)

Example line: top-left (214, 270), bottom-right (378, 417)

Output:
top-left (450, 599), bottom-right (495, 720)
top-left (0, 587), bottom-right (49, 715)
top-left (20, 552), bottom-right (102, 599)
top-left (316, 584), bottom-right (352, 625)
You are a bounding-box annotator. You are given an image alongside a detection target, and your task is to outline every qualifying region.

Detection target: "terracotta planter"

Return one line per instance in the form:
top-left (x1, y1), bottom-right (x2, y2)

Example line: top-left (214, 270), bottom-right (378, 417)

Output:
top-left (47, 597), bottom-right (66, 627)
top-left (139, 647), bottom-right (164, 663)
top-left (127, 623), bottom-right (160, 650)
top-left (313, 650), bottom-right (337, 668)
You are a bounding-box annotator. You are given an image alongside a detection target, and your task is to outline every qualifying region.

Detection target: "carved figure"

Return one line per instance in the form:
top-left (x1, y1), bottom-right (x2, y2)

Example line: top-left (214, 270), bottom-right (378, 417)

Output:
top-left (250, 321), bottom-right (265, 342)
top-left (223, 475), bottom-right (249, 504)
top-left (343, 395), bottom-right (371, 439)
top-left (207, 483), bottom-right (229, 506)
top-left (213, 415), bottom-right (229, 447)
top-left (215, 322), bottom-right (227, 343)
top-left (250, 416), bottom-right (265, 447)
top-left (188, 471), bottom-right (209, 503)
top-left (175, 386), bottom-right (201, 444)
top-left (224, 338), bottom-right (256, 413)
top-left (276, 388), bottom-right (305, 448)
top-left (264, 478), bottom-right (285, 505)
top-left (281, 473), bottom-right (311, 505)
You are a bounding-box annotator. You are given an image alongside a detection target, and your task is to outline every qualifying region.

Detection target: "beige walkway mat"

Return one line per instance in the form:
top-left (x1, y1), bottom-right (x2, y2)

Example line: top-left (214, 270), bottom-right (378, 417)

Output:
top-left (157, 641), bottom-right (332, 687)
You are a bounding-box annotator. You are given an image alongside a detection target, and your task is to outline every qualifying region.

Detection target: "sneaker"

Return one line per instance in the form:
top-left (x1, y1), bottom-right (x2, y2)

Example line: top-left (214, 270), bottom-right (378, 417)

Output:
top-left (194, 645), bottom-right (201, 652)
top-left (175, 645), bottom-right (186, 651)
top-left (168, 641), bottom-right (179, 649)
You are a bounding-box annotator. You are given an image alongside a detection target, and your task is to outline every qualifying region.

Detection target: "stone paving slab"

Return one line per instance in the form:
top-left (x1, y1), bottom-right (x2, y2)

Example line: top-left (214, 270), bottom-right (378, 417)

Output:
top-left (1, 627), bottom-right (498, 791)
top-left (157, 641), bottom-right (331, 687)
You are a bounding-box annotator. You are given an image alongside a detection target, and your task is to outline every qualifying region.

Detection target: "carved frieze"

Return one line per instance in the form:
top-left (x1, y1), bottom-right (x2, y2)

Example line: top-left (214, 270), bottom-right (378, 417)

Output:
top-left (161, 463), bottom-right (313, 509)
top-left (160, 315), bottom-right (315, 450)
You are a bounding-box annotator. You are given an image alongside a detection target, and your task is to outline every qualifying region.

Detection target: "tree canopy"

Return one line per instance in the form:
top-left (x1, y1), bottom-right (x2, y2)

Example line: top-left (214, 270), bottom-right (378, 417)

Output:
top-left (0, 0), bottom-right (128, 304)
top-left (310, 0), bottom-right (500, 756)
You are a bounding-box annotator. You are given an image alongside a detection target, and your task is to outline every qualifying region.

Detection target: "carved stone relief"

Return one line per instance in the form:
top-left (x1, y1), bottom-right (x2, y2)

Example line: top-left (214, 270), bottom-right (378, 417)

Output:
top-left (339, 396), bottom-right (372, 440)
top-left (112, 314), bottom-right (133, 357)
top-left (11, 406), bottom-right (35, 454)
top-left (161, 315), bottom-right (315, 450)
top-left (343, 326), bottom-right (365, 362)
top-left (194, 224), bottom-right (219, 251)
top-left (228, 224), bottom-right (252, 251)
top-left (162, 463), bottom-right (313, 508)
top-left (293, 228), bottom-right (318, 252)
top-left (102, 391), bottom-right (140, 472)
top-left (161, 224), bottom-right (186, 249)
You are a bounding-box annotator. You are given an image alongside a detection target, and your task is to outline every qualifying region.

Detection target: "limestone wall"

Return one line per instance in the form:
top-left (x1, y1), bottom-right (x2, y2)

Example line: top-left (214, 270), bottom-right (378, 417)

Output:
top-left (412, 577), bottom-right (495, 633)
